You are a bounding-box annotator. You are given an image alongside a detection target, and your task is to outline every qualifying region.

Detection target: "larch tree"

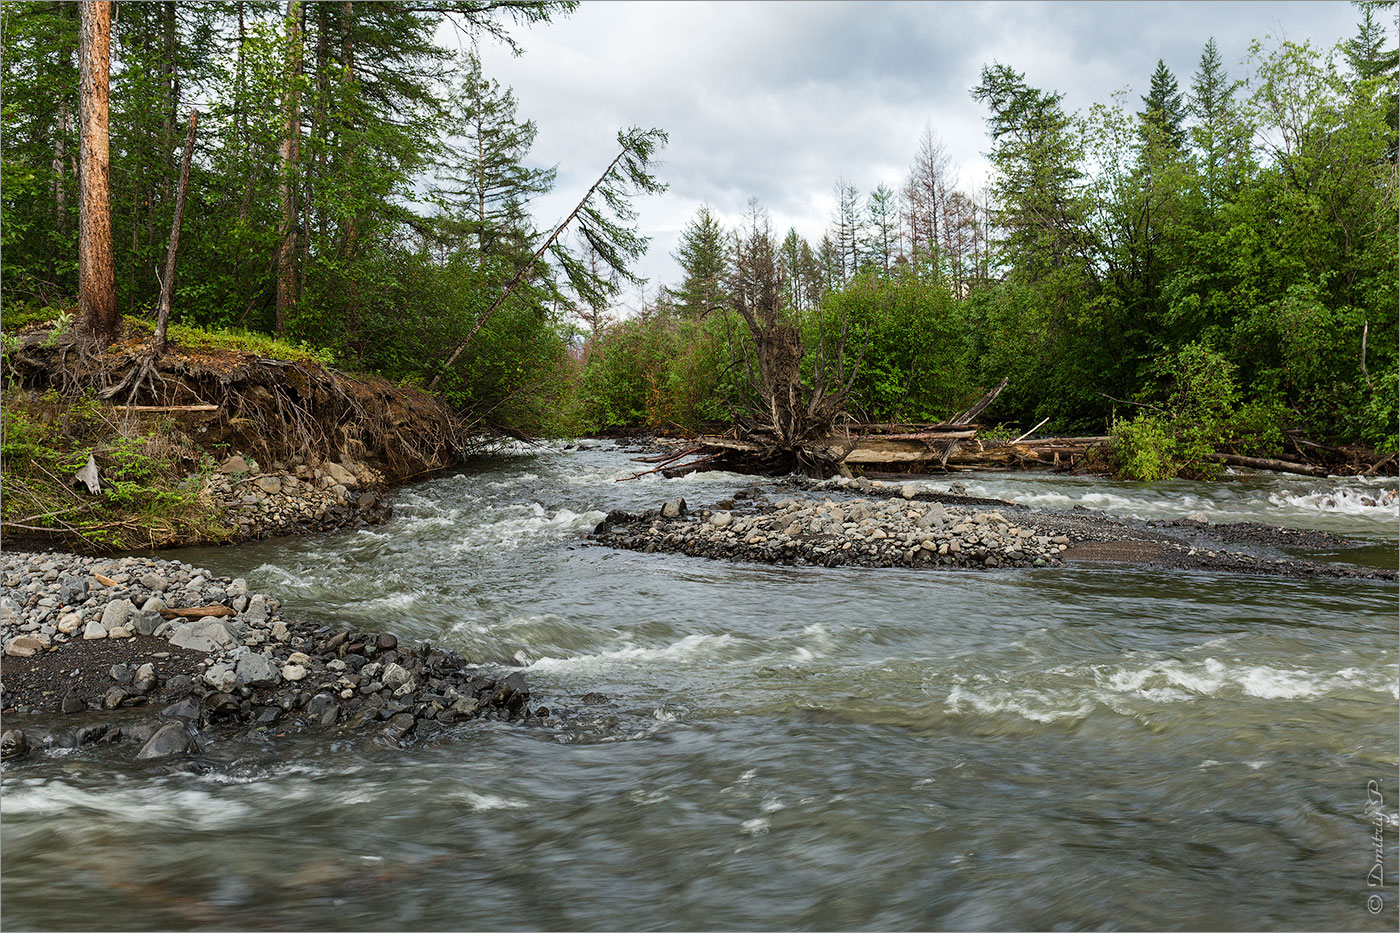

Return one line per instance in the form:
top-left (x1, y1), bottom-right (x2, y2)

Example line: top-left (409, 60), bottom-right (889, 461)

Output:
top-left (863, 183), bottom-right (899, 274)
top-left (77, 0), bottom-right (117, 343)
top-left (830, 178), bottom-right (862, 283)
top-left (435, 51), bottom-right (556, 261)
top-left (903, 126), bottom-right (953, 276)
top-left (432, 126), bottom-right (668, 388)
top-left (972, 63), bottom-right (1091, 285)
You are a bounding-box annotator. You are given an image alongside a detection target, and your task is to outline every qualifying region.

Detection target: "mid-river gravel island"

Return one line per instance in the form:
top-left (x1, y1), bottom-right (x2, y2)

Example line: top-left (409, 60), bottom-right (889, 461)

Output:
top-left (593, 473), bottom-right (1394, 580)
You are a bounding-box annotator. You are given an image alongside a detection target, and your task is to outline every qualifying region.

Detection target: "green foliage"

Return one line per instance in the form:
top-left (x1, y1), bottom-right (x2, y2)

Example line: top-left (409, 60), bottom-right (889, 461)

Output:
top-left (575, 311), bottom-right (734, 432)
top-left (1, 302), bottom-right (70, 333)
top-left (1111, 413), bottom-right (1176, 482)
top-left (671, 206), bottom-right (731, 318)
top-left (433, 50), bottom-right (556, 261)
top-left (1111, 343), bottom-right (1285, 481)
top-left (0, 0), bottom-right (1393, 466)
top-left (817, 268), bottom-right (967, 421)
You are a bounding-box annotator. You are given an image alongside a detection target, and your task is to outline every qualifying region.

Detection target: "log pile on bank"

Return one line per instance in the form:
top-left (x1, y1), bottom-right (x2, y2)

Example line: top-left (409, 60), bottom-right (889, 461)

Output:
top-left (627, 427), bottom-right (1113, 480)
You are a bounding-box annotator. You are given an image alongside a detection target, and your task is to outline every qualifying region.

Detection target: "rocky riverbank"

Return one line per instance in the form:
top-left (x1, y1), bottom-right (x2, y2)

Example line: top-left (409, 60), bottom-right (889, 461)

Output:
top-left (206, 452), bottom-right (392, 541)
top-left (0, 550), bottom-right (542, 763)
top-left (592, 474), bottom-right (1394, 581)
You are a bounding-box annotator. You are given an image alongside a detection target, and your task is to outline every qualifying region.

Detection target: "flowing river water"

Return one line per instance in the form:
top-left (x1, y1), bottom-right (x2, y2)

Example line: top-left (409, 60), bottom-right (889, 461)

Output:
top-left (3, 442), bottom-right (1397, 930)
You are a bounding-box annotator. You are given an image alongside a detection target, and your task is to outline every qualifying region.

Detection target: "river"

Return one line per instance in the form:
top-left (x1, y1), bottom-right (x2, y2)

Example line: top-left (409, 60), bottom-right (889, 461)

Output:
top-left (3, 442), bottom-right (1397, 930)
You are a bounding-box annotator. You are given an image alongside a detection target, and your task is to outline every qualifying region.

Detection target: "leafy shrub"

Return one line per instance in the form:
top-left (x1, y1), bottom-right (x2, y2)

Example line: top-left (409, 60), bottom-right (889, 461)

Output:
top-left (1112, 342), bottom-right (1284, 481)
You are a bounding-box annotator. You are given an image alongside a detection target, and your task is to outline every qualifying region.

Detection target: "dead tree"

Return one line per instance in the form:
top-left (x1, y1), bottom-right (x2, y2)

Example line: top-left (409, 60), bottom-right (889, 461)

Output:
top-left (730, 202), bottom-right (864, 476)
top-left (154, 109), bottom-right (198, 353)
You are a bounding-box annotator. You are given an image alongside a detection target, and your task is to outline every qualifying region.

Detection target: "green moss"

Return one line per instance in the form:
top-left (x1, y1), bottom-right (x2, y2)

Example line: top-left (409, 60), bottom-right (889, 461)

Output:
top-left (116, 316), bottom-right (338, 366)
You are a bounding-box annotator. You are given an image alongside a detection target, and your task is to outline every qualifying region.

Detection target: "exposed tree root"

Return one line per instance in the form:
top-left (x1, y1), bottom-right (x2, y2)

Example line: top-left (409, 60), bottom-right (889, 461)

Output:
top-left (5, 332), bottom-right (470, 481)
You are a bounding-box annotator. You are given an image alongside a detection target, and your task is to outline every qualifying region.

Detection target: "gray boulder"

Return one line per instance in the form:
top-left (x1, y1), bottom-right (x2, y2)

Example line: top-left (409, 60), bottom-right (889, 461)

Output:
top-left (135, 722), bottom-right (196, 760)
top-left (169, 618), bottom-right (235, 653)
top-left (100, 599), bottom-right (136, 632)
top-left (232, 648), bottom-right (279, 686)
top-left (58, 576), bottom-right (89, 605)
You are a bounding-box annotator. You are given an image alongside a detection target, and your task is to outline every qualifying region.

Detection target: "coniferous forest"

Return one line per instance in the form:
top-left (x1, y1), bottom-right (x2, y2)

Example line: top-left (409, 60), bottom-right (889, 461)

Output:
top-left (3, 1), bottom-right (1396, 480)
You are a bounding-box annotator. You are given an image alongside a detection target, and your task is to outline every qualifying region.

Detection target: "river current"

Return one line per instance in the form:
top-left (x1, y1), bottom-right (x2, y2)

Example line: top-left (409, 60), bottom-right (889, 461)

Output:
top-left (3, 442), bottom-right (1397, 930)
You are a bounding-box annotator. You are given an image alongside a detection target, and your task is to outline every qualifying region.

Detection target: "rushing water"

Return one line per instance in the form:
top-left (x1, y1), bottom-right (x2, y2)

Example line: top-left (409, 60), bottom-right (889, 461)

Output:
top-left (4, 443), bottom-right (1397, 931)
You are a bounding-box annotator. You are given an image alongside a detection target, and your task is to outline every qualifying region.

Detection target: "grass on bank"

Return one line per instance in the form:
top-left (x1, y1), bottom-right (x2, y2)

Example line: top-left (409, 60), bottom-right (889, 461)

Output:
top-left (1, 302), bottom-right (338, 367)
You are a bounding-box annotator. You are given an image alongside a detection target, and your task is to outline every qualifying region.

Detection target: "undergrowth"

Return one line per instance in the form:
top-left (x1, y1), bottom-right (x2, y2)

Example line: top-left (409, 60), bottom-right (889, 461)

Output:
top-left (0, 387), bottom-right (235, 552)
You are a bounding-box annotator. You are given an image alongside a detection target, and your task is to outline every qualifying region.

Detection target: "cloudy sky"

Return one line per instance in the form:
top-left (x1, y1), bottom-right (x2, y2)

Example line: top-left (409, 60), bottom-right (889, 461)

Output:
top-left (445, 1), bottom-right (1360, 307)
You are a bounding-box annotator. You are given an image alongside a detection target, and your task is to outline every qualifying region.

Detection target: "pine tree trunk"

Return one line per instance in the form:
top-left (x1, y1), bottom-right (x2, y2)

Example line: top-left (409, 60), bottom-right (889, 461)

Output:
top-left (78, 0), bottom-right (117, 343)
top-left (275, 0), bottom-right (303, 338)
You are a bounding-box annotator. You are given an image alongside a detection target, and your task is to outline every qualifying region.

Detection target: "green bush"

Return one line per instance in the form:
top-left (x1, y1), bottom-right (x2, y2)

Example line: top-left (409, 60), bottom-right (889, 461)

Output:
top-left (576, 311), bottom-right (735, 432)
top-left (1112, 342), bottom-right (1285, 481)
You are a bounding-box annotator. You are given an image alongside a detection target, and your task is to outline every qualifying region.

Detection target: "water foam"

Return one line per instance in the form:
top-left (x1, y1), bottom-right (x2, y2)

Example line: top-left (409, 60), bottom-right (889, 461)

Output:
top-left (2, 781), bottom-right (254, 830)
top-left (940, 657), bottom-right (1398, 724)
top-left (524, 632), bottom-right (738, 672)
top-left (1268, 485), bottom-right (1399, 520)
top-left (448, 504), bottom-right (605, 555)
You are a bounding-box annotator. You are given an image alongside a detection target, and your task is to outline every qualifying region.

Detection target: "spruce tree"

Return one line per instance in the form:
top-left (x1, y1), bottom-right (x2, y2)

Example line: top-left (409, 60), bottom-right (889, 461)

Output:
top-left (1188, 38), bottom-right (1250, 209)
top-left (1345, 0), bottom-right (1398, 161)
top-left (671, 205), bottom-right (730, 317)
top-left (1141, 59), bottom-right (1187, 148)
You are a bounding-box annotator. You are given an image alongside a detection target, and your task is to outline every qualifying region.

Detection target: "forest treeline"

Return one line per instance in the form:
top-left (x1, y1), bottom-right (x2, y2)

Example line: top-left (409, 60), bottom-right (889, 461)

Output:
top-left (3, 2), bottom-right (1396, 477)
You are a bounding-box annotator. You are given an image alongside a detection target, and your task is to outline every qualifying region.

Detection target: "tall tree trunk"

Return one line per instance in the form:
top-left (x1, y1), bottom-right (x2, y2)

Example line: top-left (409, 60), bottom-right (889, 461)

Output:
top-left (78, 0), bottom-right (117, 343)
top-left (313, 3), bottom-right (327, 243)
top-left (340, 0), bottom-right (359, 258)
top-left (235, 1), bottom-right (251, 227)
top-left (53, 99), bottom-right (68, 236)
top-left (52, 0), bottom-right (75, 260)
top-left (155, 110), bottom-right (198, 354)
top-left (275, 0), bottom-right (303, 338)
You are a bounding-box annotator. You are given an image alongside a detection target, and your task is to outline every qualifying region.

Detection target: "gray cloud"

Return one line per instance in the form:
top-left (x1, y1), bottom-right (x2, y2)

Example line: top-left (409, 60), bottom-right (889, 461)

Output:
top-left (449, 1), bottom-right (1359, 301)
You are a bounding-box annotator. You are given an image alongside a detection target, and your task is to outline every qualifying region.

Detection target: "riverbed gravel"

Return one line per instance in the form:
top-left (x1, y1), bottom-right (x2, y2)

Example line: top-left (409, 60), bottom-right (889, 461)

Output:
top-left (1, 550), bottom-right (542, 762)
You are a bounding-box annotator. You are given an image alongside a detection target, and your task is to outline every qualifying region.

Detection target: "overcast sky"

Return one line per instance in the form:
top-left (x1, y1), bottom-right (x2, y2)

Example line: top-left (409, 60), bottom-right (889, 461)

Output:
top-left (445, 1), bottom-right (1360, 309)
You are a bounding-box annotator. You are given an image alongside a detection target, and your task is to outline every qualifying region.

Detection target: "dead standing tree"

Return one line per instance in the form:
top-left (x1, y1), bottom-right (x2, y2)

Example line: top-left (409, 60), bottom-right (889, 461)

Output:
top-left (730, 203), bottom-right (865, 476)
